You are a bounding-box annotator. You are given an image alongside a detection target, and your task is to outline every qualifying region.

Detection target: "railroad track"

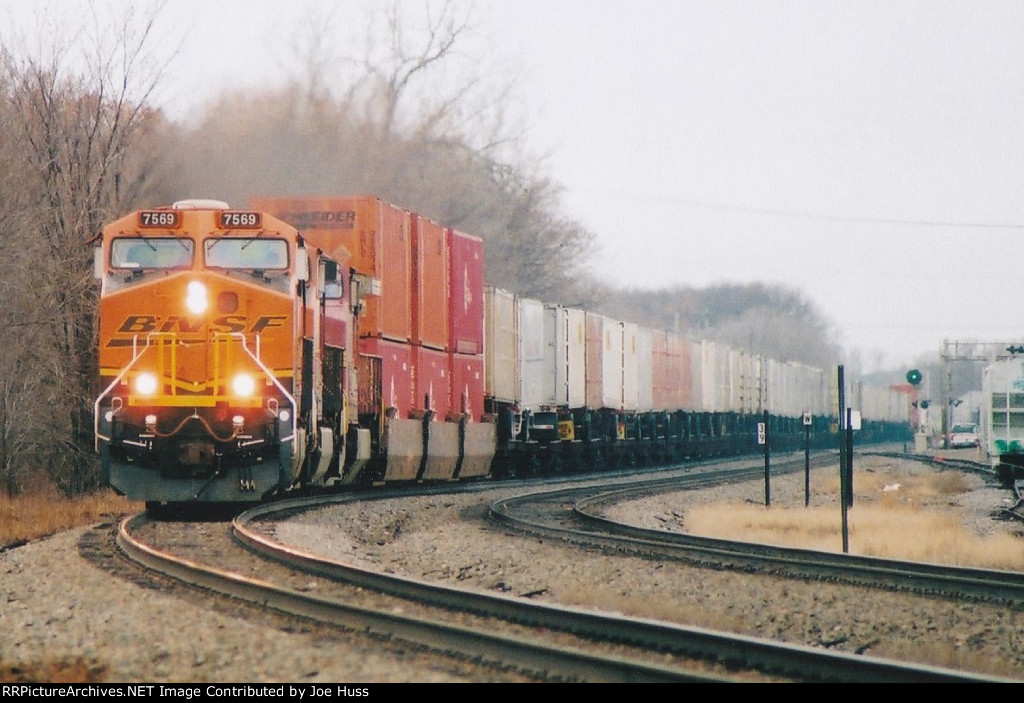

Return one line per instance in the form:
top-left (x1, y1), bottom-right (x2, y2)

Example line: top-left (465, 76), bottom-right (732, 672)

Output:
top-left (118, 512), bottom-right (740, 682)
top-left (999, 480), bottom-right (1024, 524)
top-left (490, 459), bottom-right (1024, 606)
top-left (885, 450), bottom-right (1024, 527)
top-left (113, 450), bottom-right (1016, 683)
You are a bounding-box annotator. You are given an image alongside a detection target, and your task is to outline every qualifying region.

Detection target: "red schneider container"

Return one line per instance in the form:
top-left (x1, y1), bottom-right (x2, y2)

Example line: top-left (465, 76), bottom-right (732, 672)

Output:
top-left (447, 228), bottom-right (485, 355)
top-left (415, 345), bottom-right (451, 418)
top-left (250, 195), bottom-right (413, 343)
top-left (411, 214), bottom-right (449, 351)
top-left (449, 352), bottom-right (484, 420)
top-left (357, 337), bottom-right (416, 418)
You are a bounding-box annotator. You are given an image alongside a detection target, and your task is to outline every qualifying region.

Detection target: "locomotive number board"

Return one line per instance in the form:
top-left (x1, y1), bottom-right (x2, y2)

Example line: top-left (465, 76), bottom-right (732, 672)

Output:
top-left (218, 211), bottom-right (263, 229)
top-left (138, 211), bottom-right (182, 228)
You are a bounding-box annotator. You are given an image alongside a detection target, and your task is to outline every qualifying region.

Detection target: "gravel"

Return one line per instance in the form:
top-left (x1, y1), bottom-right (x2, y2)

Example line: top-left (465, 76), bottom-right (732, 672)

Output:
top-left (0, 525), bottom-right (533, 683)
top-left (2, 451), bottom-right (1023, 682)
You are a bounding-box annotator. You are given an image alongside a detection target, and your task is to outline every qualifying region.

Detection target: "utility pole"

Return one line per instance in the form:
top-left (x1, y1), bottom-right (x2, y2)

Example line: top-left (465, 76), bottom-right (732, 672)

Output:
top-left (940, 342), bottom-right (951, 449)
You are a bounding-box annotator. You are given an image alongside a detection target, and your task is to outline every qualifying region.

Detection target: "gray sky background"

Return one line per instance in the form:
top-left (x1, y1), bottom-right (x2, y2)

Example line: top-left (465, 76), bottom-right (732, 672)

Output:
top-left (5, 0), bottom-right (1023, 373)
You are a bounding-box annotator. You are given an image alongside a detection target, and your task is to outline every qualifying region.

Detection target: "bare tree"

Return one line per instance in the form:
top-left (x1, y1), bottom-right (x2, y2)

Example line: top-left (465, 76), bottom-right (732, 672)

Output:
top-left (0, 77), bottom-right (44, 495)
top-left (0, 4), bottom-right (172, 494)
top-left (0, 339), bottom-right (50, 496)
top-left (342, 2), bottom-right (518, 164)
top-left (171, 0), bottom-right (597, 305)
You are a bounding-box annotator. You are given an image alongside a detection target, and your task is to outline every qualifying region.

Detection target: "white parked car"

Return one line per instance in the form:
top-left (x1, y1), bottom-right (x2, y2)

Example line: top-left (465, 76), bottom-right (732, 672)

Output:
top-left (949, 423), bottom-right (980, 449)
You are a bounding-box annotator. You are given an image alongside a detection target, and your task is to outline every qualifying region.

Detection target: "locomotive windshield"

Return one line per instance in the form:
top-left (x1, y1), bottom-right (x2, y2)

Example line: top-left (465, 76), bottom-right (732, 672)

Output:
top-left (111, 237), bottom-right (193, 269)
top-left (205, 238), bottom-right (288, 270)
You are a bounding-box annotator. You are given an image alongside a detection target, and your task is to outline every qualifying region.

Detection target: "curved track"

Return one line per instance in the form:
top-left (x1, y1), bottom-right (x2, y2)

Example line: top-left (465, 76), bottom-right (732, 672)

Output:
top-left (114, 450), bottom-right (1020, 683)
top-left (489, 454), bottom-right (1024, 605)
top-left (117, 512), bottom-right (733, 682)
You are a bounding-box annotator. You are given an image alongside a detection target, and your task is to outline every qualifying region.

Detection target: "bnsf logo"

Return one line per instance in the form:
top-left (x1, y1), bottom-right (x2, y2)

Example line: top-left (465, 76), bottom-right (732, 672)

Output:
top-left (113, 315), bottom-right (287, 335)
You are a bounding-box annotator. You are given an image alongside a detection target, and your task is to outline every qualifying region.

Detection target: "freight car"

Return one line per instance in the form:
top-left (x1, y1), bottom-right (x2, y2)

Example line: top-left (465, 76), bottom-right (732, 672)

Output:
top-left (980, 356), bottom-right (1024, 486)
top-left (92, 197), bottom-right (911, 508)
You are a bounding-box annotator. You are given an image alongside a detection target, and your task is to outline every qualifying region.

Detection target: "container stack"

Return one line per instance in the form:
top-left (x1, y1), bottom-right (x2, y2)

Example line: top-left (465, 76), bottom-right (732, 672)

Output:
top-left (251, 195), bottom-right (485, 422)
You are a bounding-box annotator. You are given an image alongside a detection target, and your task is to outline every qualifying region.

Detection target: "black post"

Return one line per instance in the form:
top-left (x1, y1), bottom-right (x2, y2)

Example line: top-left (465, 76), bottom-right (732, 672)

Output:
top-left (841, 407), bottom-right (851, 552)
top-left (846, 408), bottom-right (854, 508)
top-left (763, 410), bottom-right (770, 507)
top-left (838, 366), bottom-right (849, 553)
top-left (837, 365), bottom-right (846, 507)
top-left (804, 420), bottom-right (810, 507)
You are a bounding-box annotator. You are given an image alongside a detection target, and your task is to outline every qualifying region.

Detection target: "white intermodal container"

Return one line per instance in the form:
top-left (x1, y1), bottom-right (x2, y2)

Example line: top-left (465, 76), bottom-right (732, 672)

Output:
top-left (982, 357), bottom-right (1024, 455)
top-left (484, 287), bottom-right (518, 405)
top-left (728, 349), bottom-right (763, 415)
top-left (517, 296), bottom-right (546, 411)
top-left (688, 339), bottom-right (705, 413)
top-left (543, 304), bottom-right (587, 409)
top-left (696, 340), bottom-right (728, 413)
top-left (622, 323), bottom-right (652, 413)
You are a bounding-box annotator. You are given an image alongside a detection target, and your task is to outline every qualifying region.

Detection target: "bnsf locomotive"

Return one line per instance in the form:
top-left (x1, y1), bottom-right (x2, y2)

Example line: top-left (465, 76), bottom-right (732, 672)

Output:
top-left (93, 197), bottom-right (911, 508)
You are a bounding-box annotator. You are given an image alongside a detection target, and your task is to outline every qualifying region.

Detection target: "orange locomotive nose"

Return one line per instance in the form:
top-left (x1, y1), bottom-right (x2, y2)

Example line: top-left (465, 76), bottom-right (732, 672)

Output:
top-left (101, 275), bottom-right (292, 398)
top-left (94, 202), bottom-right (307, 503)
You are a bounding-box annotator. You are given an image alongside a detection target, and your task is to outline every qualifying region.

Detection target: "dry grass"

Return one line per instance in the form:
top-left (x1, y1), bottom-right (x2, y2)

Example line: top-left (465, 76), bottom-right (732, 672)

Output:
top-left (559, 465), bottom-right (1024, 678)
top-left (0, 658), bottom-right (106, 683)
top-left (685, 469), bottom-right (1024, 571)
top-left (0, 485), bottom-right (141, 549)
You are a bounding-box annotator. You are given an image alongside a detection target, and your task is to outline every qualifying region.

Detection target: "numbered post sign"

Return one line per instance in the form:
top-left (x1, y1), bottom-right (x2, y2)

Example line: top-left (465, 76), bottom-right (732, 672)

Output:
top-left (757, 422), bottom-right (766, 445)
top-left (803, 412), bottom-right (812, 426)
top-left (850, 410), bottom-right (862, 430)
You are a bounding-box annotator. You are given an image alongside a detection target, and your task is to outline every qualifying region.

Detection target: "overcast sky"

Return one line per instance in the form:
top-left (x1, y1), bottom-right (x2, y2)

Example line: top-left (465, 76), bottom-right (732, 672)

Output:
top-left (4, 0), bottom-right (1023, 373)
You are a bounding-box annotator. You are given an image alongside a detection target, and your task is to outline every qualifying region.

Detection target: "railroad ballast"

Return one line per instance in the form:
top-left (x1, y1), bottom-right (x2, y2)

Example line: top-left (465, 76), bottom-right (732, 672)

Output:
top-left (93, 196), bottom-right (911, 508)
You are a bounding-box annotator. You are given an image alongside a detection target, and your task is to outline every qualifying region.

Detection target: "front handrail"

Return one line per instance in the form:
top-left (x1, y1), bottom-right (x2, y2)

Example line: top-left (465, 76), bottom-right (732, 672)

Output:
top-left (94, 332), bottom-right (298, 450)
top-left (214, 332), bottom-right (298, 443)
top-left (94, 334), bottom-right (149, 450)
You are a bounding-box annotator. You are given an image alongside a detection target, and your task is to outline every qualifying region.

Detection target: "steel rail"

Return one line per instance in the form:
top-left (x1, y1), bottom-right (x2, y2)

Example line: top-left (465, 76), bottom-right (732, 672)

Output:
top-left (116, 513), bottom-right (731, 683)
top-left (477, 458), bottom-right (1024, 607)
top-left (229, 481), bottom-right (1011, 683)
top-left (570, 454), bottom-right (1024, 599)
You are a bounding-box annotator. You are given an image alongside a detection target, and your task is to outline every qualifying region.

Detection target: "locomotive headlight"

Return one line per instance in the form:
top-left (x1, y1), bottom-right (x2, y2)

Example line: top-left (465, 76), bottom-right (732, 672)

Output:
top-left (185, 280), bottom-right (208, 314)
top-left (232, 372), bottom-right (256, 397)
top-left (135, 372), bottom-right (158, 396)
